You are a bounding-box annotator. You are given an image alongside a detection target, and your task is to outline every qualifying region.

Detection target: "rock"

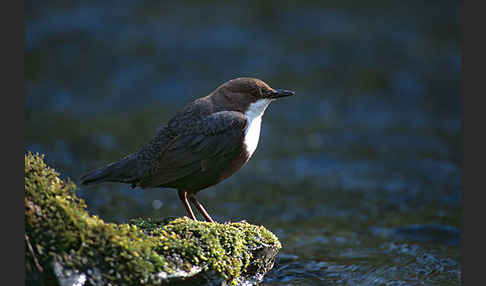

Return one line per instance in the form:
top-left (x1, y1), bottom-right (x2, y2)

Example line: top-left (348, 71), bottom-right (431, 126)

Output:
top-left (25, 152), bottom-right (281, 285)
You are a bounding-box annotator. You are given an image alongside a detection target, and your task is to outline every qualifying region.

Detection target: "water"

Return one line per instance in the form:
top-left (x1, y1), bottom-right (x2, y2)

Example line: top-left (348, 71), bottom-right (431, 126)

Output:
top-left (25, 0), bottom-right (461, 285)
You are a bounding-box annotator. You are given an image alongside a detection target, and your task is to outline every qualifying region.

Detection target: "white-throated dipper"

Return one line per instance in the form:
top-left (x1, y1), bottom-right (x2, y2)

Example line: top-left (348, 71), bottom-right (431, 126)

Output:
top-left (80, 78), bottom-right (295, 222)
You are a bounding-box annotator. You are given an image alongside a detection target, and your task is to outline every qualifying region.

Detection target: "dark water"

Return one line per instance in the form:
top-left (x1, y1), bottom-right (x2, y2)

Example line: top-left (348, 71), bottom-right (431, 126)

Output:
top-left (25, 0), bottom-right (461, 285)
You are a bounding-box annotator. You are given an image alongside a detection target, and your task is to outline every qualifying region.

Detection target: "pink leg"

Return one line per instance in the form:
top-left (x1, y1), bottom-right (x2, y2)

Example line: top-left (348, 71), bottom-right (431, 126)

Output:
top-left (178, 189), bottom-right (197, 220)
top-left (188, 193), bottom-right (215, 223)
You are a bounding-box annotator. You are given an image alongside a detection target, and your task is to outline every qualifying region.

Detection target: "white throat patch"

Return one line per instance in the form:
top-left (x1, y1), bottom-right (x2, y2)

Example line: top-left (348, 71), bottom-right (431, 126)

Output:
top-left (244, 98), bottom-right (273, 157)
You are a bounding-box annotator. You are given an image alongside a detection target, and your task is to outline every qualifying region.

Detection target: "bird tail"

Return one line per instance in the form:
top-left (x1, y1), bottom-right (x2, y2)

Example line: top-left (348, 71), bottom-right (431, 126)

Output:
top-left (79, 156), bottom-right (139, 186)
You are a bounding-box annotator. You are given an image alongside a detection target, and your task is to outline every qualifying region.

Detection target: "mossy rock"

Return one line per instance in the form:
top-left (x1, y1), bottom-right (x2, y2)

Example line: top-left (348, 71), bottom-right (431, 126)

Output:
top-left (25, 152), bottom-right (281, 286)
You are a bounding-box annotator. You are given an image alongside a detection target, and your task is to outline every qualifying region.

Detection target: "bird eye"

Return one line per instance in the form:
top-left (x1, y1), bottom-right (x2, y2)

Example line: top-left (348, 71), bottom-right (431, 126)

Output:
top-left (257, 87), bottom-right (263, 97)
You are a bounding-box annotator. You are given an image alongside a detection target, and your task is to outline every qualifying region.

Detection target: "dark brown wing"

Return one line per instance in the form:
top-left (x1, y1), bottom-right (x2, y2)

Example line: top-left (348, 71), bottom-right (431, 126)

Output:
top-left (138, 111), bottom-right (248, 188)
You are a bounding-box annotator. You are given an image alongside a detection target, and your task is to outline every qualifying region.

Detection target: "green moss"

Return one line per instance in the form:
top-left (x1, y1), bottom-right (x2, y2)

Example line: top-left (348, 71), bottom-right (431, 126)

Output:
top-left (129, 217), bottom-right (281, 281)
top-left (25, 152), bottom-right (281, 285)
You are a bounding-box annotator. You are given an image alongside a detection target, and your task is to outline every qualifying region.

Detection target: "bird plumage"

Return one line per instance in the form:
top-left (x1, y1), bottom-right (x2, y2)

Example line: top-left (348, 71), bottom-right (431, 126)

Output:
top-left (79, 77), bottom-right (295, 222)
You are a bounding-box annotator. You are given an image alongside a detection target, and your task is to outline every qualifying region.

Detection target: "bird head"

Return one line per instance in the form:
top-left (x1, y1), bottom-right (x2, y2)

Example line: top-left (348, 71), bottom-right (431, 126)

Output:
top-left (213, 77), bottom-right (295, 114)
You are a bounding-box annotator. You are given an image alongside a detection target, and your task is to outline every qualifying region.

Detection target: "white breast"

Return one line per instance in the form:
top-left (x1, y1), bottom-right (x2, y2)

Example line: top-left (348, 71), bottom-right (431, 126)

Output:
top-left (244, 99), bottom-right (273, 157)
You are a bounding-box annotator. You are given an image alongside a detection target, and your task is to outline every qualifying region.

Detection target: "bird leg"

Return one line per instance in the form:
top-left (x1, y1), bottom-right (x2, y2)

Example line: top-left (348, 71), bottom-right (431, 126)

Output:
top-left (188, 193), bottom-right (215, 223)
top-left (178, 189), bottom-right (197, 220)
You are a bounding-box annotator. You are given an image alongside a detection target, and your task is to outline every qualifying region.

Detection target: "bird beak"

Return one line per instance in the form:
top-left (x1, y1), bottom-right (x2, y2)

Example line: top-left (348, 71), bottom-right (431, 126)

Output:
top-left (269, 89), bottom-right (296, 99)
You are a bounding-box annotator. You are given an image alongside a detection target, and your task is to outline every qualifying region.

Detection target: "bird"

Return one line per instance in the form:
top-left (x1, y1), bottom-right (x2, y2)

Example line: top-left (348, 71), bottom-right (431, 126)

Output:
top-left (79, 77), bottom-right (295, 222)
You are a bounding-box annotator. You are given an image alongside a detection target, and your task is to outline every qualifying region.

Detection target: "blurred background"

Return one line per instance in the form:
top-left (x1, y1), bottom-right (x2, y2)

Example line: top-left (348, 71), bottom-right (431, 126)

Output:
top-left (25, 0), bottom-right (461, 285)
